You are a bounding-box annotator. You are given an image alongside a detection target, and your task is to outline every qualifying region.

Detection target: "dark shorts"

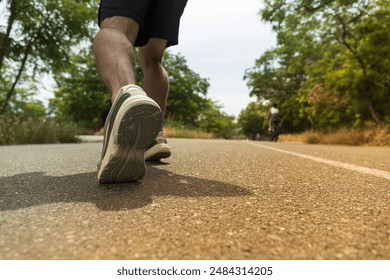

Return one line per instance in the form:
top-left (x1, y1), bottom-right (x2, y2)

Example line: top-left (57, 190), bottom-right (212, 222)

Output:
top-left (270, 115), bottom-right (280, 127)
top-left (98, 0), bottom-right (187, 47)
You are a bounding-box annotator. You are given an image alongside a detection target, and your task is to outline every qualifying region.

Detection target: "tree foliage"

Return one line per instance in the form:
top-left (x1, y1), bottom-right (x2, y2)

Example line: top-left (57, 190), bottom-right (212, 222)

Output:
top-left (245, 0), bottom-right (390, 132)
top-left (163, 52), bottom-right (211, 127)
top-left (237, 102), bottom-right (268, 139)
top-left (198, 100), bottom-right (237, 139)
top-left (49, 48), bottom-right (109, 130)
top-left (0, 0), bottom-right (98, 114)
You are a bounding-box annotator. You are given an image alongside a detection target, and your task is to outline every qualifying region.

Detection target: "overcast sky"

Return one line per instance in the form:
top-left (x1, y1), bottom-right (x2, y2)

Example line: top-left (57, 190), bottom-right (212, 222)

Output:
top-left (169, 0), bottom-right (277, 116)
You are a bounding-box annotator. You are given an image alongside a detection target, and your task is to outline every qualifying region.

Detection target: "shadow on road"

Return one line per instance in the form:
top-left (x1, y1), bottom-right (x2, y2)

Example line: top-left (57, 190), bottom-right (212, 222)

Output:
top-left (0, 165), bottom-right (251, 211)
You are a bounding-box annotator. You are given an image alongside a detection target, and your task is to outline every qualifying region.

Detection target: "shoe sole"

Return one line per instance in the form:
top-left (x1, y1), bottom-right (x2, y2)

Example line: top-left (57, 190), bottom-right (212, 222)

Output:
top-left (145, 143), bottom-right (171, 161)
top-left (98, 101), bottom-right (162, 183)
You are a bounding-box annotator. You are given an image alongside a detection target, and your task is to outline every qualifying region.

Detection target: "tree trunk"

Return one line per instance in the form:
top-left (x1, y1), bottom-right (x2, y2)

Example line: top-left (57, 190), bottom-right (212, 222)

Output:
top-left (368, 101), bottom-right (381, 125)
top-left (1, 39), bottom-right (34, 114)
top-left (1, 6), bottom-right (52, 114)
top-left (0, 0), bottom-right (17, 74)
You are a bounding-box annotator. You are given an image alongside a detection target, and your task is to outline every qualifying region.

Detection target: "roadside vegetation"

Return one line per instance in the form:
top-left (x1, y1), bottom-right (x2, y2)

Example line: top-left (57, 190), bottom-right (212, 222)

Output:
top-left (0, 0), bottom-right (389, 146)
top-left (280, 126), bottom-right (390, 147)
top-left (0, 114), bottom-right (81, 145)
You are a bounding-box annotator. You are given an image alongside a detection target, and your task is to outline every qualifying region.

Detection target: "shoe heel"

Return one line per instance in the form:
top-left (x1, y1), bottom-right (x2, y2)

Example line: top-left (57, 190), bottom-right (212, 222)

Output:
top-left (98, 100), bottom-right (162, 184)
top-left (117, 103), bottom-right (162, 148)
top-left (98, 148), bottom-right (145, 183)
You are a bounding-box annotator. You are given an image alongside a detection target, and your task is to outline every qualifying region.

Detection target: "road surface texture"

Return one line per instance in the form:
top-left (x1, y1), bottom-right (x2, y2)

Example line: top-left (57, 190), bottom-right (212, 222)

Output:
top-left (0, 139), bottom-right (389, 259)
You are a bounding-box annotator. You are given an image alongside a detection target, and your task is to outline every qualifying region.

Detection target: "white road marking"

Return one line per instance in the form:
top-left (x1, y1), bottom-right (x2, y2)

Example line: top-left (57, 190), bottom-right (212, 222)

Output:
top-left (245, 141), bottom-right (390, 180)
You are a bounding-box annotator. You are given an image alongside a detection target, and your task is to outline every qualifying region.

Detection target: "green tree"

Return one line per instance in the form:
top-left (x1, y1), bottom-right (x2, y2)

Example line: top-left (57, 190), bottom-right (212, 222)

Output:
top-left (198, 100), bottom-right (237, 139)
top-left (0, 0), bottom-right (98, 114)
top-left (244, 6), bottom-right (322, 132)
top-left (49, 48), bottom-right (109, 130)
top-left (246, 0), bottom-right (390, 131)
top-left (244, 48), bottom-right (311, 132)
top-left (9, 88), bottom-right (46, 119)
top-left (293, 0), bottom-right (390, 127)
top-left (237, 102), bottom-right (268, 139)
top-left (163, 52), bottom-right (210, 127)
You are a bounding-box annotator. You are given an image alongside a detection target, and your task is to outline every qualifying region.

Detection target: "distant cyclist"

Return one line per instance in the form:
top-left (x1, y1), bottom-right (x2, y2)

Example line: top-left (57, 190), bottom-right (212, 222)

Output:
top-left (268, 103), bottom-right (280, 131)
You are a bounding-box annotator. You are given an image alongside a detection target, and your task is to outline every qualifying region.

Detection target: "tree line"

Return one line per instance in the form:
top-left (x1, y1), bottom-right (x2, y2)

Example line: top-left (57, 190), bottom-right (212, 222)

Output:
top-left (1, 0), bottom-right (389, 142)
top-left (244, 0), bottom-right (390, 134)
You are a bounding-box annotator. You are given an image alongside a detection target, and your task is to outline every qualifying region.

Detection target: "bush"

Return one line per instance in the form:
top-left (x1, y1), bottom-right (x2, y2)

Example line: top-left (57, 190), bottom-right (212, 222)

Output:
top-left (0, 115), bottom-right (81, 145)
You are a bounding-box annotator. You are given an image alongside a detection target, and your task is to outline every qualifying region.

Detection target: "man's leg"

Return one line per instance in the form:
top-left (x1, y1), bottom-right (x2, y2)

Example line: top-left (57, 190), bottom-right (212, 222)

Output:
top-left (93, 16), bottom-right (139, 102)
top-left (140, 38), bottom-right (172, 161)
top-left (138, 38), bottom-right (169, 114)
top-left (93, 17), bottom-right (163, 183)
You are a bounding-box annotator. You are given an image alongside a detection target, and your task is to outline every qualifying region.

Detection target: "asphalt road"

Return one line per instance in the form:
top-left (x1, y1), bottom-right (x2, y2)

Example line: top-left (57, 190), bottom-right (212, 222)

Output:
top-left (0, 139), bottom-right (389, 259)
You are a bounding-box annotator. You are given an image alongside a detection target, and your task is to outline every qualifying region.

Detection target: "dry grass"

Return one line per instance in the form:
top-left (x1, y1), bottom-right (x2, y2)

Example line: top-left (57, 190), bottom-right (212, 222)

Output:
top-left (279, 126), bottom-right (390, 147)
top-left (95, 122), bottom-right (390, 146)
top-left (163, 126), bottom-right (213, 139)
top-left (95, 125), bottom-right (213, 139)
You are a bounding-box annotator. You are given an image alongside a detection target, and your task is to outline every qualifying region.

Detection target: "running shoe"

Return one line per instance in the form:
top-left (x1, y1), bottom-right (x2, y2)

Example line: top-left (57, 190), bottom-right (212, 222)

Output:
top-left (97, 84), bottom-right (163, 183)
top-left (145, 131), bottom-right (171, 161)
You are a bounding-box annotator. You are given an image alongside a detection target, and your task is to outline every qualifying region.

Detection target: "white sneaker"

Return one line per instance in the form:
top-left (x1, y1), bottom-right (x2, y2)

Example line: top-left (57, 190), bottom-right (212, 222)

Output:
top-left (97, 85), bottom-right (162, 183)
top-left (145, 131), bottom-right (171, 161)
